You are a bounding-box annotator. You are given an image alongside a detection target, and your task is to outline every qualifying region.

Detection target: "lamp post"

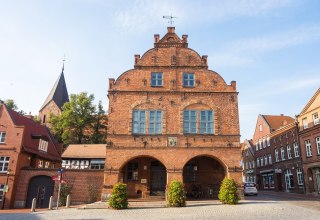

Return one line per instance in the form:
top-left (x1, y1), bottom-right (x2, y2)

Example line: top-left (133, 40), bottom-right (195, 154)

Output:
top-left (1, 170), bottom-right (11, 209)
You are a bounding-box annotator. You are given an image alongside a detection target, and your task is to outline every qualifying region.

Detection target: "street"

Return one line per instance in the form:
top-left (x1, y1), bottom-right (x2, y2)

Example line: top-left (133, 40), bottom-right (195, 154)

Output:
top-left (1, 192), bottom-right (319, 220)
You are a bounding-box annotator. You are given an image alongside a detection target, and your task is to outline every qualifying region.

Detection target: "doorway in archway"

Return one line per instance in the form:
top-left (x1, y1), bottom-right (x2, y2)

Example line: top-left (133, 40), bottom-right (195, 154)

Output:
top-left (183, 156), bottom-right (225, 199)
top-left (121, 157), bottom-right (167, 198)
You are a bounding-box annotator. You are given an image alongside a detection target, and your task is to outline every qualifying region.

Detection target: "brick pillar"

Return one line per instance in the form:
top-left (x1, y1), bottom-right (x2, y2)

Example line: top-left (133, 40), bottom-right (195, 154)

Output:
top-left (102, 170), bottom-right (120, 200)
top-left (228, 171), bottom-right (243, 185)
top-left (167, 170), bottom-right (183, 184)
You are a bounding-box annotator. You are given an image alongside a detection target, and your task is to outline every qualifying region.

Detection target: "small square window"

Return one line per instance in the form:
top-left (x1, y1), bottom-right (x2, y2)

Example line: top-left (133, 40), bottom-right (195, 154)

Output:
top-left (151, 72), bottom-right (163, 86)
top-left (183, 73), bottom-right (195, 87)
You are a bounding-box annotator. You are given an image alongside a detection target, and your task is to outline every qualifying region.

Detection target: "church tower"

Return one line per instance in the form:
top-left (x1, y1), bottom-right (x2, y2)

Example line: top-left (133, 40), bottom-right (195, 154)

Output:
top-left (39, 64), bottom-right (69, 125)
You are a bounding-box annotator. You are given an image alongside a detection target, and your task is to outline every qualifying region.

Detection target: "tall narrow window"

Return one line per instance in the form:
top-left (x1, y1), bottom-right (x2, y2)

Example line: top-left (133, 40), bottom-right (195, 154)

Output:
top-left (200, 110), bottom-right (213, 134)
top-left (127, 162), bottom-right (138, 181)
top-left (302, 118), bottom-right (308, 129)
top-left (316, 137), bottom-right (320, 155)
top-left (183, 110), bottom-right (197, 133)
top-left (39, 139), bottom-right (48, 152)
top-left (305, 140), bottom-right (312, 157)
top-left (255, 142), bottom-right (258, 151)
top-left (149, 110), bottom-right (162, 134)
top-left (280, 147), bottom-right (285, 160)
top-left (0, 132), bottom-right (6, 143)
top-left (275, 149), bottom-right (279, 162)
top-left (287, 145), bottom-right (292, 159)
top-left (268, 154), bottom-right (272, 164)
top-left (0, 184), bottom-right (4, 202)
top-left (151, 72), bottom-right (163, 86)
top-left (259, 140), bottom-right (262, 150)
top-left (296, 168), bottom-right (304, 185)
top-left (267, 137), bottom-right (270, 147)
top-left (264, 156), bottom-right (268, 166)
top-left (183, 73), bottom-right (195, 87)
top-left (256, 158), bottom-right (260, 167)
top-left (0, 156), bottom-right (9, 172)
top-left (132, 111), bottom-right (146, 134)
top-left (260, 157), bottom-right (264, 166)
top-left (313, 112), bottom-right (319, 125)
top-left (263, 138), bottom-right (266, 148)
top-left (294, 142), bottom-right (300, 157)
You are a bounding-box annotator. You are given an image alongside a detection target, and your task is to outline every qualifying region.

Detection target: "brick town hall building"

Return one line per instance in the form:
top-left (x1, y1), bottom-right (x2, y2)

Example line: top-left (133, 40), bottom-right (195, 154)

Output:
top-left (103, 27), bottom-right (241, 199)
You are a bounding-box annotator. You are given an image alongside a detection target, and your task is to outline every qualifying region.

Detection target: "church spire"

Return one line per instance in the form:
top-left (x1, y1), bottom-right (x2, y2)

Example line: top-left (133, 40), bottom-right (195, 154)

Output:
top-left (39, 60), bottom-right (69, 112)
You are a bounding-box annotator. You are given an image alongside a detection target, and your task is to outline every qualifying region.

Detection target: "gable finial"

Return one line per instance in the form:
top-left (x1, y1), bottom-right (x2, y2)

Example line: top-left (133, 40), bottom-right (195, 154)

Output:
top-left (163, 14), bottom-right (178, 26)
top-left (62, 54), bottom-right (66, 72)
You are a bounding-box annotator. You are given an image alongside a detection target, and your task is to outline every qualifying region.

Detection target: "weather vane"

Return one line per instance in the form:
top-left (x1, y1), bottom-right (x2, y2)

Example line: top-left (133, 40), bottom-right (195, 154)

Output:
top-left (163, 14), bottom-right (178, 26)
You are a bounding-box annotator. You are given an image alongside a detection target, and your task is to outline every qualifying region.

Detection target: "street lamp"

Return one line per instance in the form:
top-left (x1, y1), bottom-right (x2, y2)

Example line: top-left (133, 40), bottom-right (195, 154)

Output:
top-left (1, 170), bottom-right (11, 209)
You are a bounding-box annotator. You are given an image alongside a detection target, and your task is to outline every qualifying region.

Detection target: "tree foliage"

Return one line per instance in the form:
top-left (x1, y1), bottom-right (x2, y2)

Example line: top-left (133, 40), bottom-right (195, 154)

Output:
top-left (4, 99), bottom-right (18, 111)
top-left (49, 92), bottom-right (107, 144)
top-left (218, 177), bottom-right (240, 205)
top-left (167, 180), bottom-right (186, 207)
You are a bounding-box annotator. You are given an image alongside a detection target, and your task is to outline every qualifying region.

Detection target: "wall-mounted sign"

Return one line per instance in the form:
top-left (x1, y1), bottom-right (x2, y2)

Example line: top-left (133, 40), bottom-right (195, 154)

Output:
top-left (141, 179), bottom-right (147, 183)
top-left (168, 137), bottom-right (177, 147)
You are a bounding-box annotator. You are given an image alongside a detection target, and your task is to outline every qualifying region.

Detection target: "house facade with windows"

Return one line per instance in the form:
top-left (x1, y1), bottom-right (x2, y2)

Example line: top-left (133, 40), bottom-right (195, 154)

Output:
top-left (253, 114), bottom-right (304, 193)
top-left (241, 139), bottom-right (256, 183)
top-left (104, 27), bottom-right (241, 198)
top-left (297, 88), bottom-right (320, 195)
top-left (0, 102), bottom-right (61, 209)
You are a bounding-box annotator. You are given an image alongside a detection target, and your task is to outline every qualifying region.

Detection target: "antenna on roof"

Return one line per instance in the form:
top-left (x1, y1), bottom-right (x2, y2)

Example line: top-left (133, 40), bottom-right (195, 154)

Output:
top-left (163, 14), bottom-right (178, 26)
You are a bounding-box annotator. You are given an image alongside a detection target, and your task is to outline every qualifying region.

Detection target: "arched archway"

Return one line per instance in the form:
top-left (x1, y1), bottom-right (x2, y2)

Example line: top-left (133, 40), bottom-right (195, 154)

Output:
top-left (120, 156), bottom-right (167, 198)
top-left (183, 155), bottom-right (226, 199)
top-left (25, 175), bottom-right (54, 208)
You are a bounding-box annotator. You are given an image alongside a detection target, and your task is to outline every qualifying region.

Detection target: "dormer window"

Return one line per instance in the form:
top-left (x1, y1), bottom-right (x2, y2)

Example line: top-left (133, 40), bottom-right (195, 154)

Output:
top-left (39, 139), bottom-right (48, 152)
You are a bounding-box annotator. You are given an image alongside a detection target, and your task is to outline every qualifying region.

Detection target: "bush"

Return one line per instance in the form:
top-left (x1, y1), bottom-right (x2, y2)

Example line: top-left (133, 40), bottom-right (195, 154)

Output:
top-left (218, 177), bottom-right (240, 205)
top-left (58, 184), bottom-right (73, 206)
top-left (108, 183), bottom-right (128, 209)
top-left (167, 180), bottom-right (186, 207)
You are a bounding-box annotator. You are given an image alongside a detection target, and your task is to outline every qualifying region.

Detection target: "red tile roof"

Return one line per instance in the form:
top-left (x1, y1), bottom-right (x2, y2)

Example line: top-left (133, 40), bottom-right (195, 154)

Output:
top-left (7, 107), bottom-right (61, 161)
top-left (262, 115), bottom-right (294, 131)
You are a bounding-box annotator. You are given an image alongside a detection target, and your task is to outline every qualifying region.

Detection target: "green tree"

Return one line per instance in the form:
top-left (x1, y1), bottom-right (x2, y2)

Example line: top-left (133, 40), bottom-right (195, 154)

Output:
top-left (218, 177), bottom-right (240, 205)
top-left (50, 92), bottom-right (96, 144)
top-left (4, 99), bottom-right (18, 110)
top-left (90, 101), bottom-right (107, 144)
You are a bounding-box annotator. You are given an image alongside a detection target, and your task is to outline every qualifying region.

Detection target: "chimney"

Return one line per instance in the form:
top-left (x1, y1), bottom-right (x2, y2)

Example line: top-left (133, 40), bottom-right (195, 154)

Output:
top-left (154, 34), bottom-right (160, 43)
top-left (182, 35), bottom-right (188, 43)
top-left (231, 81), bottom-right (237, 90)
top-left (280, 114), bottom-right (284, 116)
top-left (134, 54), bottom-right (140, 65)
top-left (167, 27), bottom-right (175, 33)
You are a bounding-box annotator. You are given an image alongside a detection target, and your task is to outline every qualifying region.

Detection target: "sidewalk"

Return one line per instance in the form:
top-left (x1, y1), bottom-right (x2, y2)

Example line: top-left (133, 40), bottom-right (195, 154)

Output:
top-left (259, 190), bottom-right (320, 201)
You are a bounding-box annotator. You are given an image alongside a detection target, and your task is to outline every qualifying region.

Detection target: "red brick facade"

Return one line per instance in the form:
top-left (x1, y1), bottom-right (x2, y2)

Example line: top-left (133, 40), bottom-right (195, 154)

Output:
top-left (104, 27), bottom-right (241, 198)
top-left (14, 168), bottom-right (104, 208)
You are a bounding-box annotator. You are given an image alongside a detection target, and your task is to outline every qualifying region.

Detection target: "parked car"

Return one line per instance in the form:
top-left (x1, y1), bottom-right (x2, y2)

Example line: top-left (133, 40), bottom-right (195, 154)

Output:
top-left (244, 182), bottom-right (258, 196)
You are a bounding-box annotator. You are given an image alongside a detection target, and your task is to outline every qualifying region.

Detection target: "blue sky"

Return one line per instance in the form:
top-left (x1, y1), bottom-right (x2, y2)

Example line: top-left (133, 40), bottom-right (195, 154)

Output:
top-left (1, 0), bottom-right (319, 140)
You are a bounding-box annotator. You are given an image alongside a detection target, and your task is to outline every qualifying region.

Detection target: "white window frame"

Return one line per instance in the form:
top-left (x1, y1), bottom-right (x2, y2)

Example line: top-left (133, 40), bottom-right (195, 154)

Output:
top-left (0, 156), bottom-right (10, 172)
top-left (257, 158), bottom-right (260, 167)
top-left (259, 140), bottom-right (262, 150)
top-left (38, 160), bottom-right (43, 168)
top-left (305, 140), bottom-right (312, 157)
top-left (45, 161), bottom-right (49, 168)
top-left (287, 145), bottom-right (292, 159)
top-left (264, 156), bottom-right (268, 166)
top-left (255, 142), bottom-right (258, 151)
top-left (294, 142), bottom-right (300, 157)
top-left (316, 137), bottom-right (320, 155)
top-left (268, 154), bottom-right (272, 164)
top-left (280, 147), bottom-right (285, 160)
top-left (0, 132), bottom-right (6, 143)
top-left (39, 139), bottom-right (48, 152)
top-left (313, 112), bottom-right (319, 125)
top-left (296, 168), bottom-right (304, 185)
top-left (275, 149), bottom-right (279, 162)
top-left (259, 124), bottom-right (262, 132)
top-left (0, 184), bottom-right (4, 201)
top-left (302, 118), bottom-right (308, 129)
top-left (267, 137), bottom-right (270, 147)
top-left (263, 138), bottom-right (266, 148)
top-left (260, 157), bottom-right (264, 167)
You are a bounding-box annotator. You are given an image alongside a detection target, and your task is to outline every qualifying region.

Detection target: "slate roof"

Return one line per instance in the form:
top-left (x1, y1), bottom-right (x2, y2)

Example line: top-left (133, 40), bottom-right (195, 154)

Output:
top-left (40, 69), bottom-right (69, 111)
top-left (261, 115), bottom-right (294, 131)
top-left (62, 144), bottom-right (106, 159)
top-left (5, 105), bottom-right (61, 161)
